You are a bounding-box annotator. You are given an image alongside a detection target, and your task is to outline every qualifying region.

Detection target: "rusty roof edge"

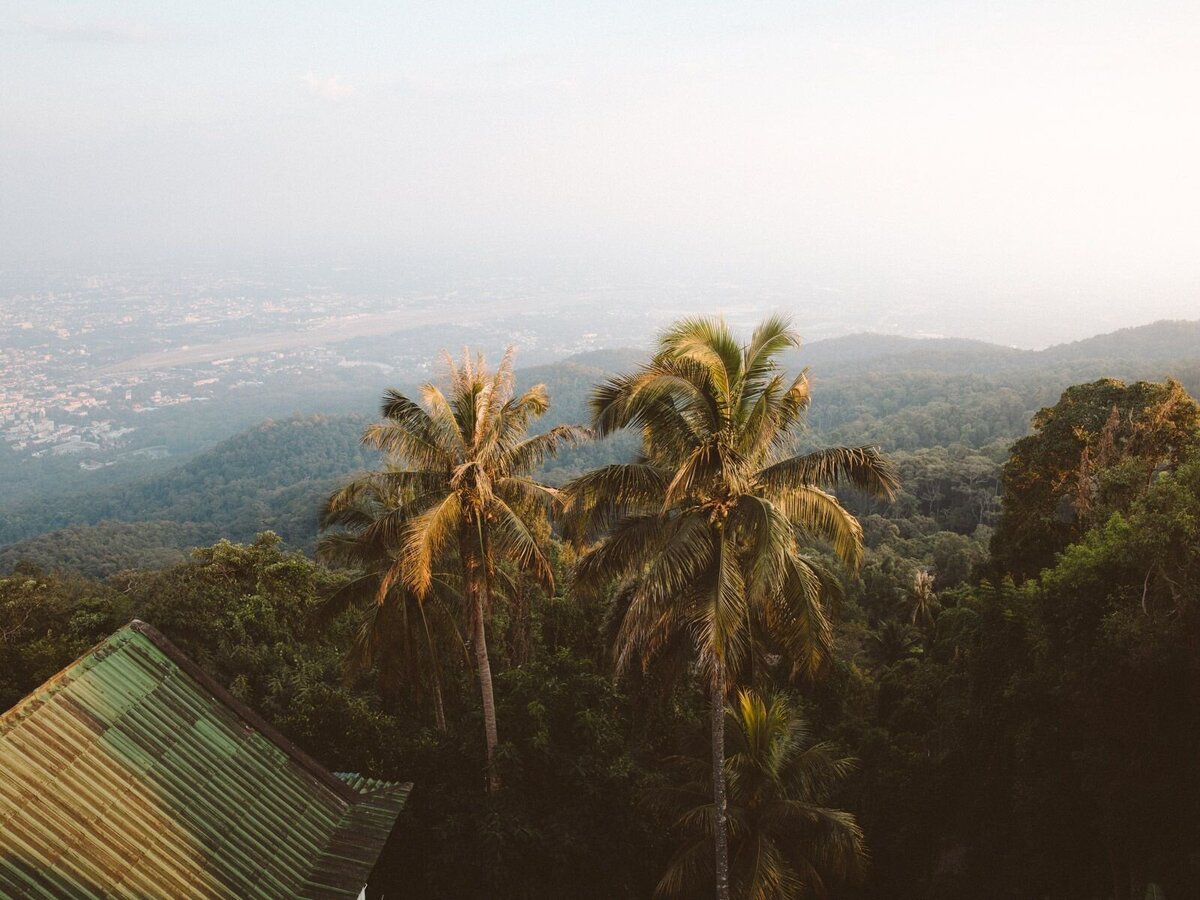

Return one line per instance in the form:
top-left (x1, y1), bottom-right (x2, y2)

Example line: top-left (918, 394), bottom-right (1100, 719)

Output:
top-left (126, 619), bottom-right (362, 804)
top-left (0, 624), bottom-right (124, 733)
top-left (299, 781), bottom-right (413, 898)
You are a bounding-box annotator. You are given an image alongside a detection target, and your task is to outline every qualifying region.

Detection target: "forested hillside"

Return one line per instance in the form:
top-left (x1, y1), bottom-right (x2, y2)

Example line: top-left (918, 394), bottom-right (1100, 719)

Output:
top-left (0, 414), bottom-right (378, 555)
top-left (4, 317), bottom-right (1200, 898)
top-left (795, 319), bottom-right (1200, 376)
top-left (4, 321), bottom-right (1198, 575)
top-left (0, 521), bottom-right (213, 577)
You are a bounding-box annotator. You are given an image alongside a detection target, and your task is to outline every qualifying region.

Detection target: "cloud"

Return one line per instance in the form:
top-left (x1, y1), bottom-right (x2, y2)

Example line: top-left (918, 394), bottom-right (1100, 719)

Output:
top-left (20, 15), bottom-right (158, 44)
top-left (302, 72), bottom-right (354, 101)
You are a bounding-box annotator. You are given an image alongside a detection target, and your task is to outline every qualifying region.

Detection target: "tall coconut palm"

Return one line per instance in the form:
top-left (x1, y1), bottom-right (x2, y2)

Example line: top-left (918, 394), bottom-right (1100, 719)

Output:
top-left (653, 689), bottom-right (867, 899)
top-left (564, 316), bottom-right (896, 899)
top-left (326, 348), bottom-right (587, 792)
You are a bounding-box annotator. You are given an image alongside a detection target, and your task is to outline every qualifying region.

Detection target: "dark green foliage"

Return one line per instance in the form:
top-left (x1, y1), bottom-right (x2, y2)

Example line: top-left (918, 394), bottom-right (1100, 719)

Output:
top-left (8, 322), bottom-right (1200, 574)
top-left (0, 565), bottom-right (131, 711)
top-left (652, 690), bottom-right (867, 899)
top-left (0, 533), bottom-right (410, 776)
top-left (6, 337), bottom-right (1200, 899)
top-left (0, 531), bottom-right (677, 898)
top-left (382, 651), bottom-right (670, 899)
top-left (1027, 460), bottom-right (1200, 897)
top-left (991, 378), bottom-right (1200, 578)
top-left (828, 451), bottom-right (1200, 898)
top-left (0, 520), bottom-right (213, 577)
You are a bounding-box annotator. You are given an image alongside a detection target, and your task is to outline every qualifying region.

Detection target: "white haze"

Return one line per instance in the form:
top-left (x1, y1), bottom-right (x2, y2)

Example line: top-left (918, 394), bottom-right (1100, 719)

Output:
top-left (2, 0), bottom-right (1199, 346)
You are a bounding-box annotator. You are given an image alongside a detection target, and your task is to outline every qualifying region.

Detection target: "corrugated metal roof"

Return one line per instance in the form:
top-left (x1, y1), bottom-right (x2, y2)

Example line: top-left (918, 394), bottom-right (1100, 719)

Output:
top-left (0, 620), bottom-right (409, 899)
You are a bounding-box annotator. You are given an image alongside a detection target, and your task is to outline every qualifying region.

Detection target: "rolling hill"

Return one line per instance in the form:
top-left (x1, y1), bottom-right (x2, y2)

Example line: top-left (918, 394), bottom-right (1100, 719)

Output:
top-left (3, 319), bottom-right (1199, 575)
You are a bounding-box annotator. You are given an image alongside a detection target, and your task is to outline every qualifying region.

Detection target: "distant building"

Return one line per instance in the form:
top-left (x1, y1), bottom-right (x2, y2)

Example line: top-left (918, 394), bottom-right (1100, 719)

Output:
top-left (0, 620), bottom-right (408, 898)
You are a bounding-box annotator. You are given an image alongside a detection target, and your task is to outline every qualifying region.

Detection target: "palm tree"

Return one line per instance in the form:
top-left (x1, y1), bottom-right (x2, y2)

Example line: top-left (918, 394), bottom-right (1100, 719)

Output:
top-left (326, 348), bottom-right (587, 792)
top-left (653, 689), bottom-right (867, 899)
top-left (564, 316), bottom-right (896, 899)
top-left (902, 568), bottom-right (940, 631)
top-left (865, 619), bottom-right (922, 670)
top-left (317, 476), bottom-right (464, 731)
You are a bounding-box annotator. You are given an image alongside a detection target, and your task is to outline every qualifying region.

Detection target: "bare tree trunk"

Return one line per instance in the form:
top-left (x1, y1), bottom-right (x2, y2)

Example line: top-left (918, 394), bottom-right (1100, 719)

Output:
top-left (462, 525), bottom-right (502, 794)
top-left (418, 601), bottom-right (449, 733)
top-left (471, 572), bottom-right (502, 794)
top-left (711, 655), bottom-right (731, 900)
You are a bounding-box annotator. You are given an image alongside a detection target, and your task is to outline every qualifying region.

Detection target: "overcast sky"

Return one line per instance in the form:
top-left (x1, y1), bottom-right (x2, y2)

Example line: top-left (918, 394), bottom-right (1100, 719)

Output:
top-left (2, 1), bottom-right (1199, 340)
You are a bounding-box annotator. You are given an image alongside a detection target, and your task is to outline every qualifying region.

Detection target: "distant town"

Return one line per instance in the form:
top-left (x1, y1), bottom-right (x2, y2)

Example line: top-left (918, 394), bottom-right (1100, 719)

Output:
top-left (2, 271), bottom-right (359, 464)
top-left (3, 264), bottom-right (999, 479)
top-left (0, 268), bottom-right (685, 470)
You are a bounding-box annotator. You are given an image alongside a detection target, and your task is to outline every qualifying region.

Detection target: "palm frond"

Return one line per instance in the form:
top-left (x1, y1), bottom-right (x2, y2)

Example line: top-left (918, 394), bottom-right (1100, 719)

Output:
top-left (731, 494), bottom-right (796, 603)
top-left (400, 491), bottom-right (463, 595)
top-left (501, 424), bottom-right (591, 475)
top-left (504, 382), bottom-right (550, 424)
top-left (770, 485), bottom-right (865, 569)
top-left (737, 371), bottom-right (787, 458)
top-left (416, 382), bottom-right (467, 456)
top-left (654, 688), bottom-right (867, 899)
top-left (757, 446), bottom-right (900, 500)
top-left (313, 571), bottom-right (382, 625)
top-left (486, 496), bottom-right (555, 592)
top-left (573, 511), bottom-right (677, 599)
top-left (320, 476), bottom-right (382, 529)
top-left (741, 314), bottom-right (799, 390)
top-left (771, 371), bottom-right (813, 443)
top-left (661, 442), bottom-right (721, 508)
top-left (769, 557), bottom-right (834, 682)
top-left (495, 475), bottom-right (561, 512)
top-left (653, 839), bottom-right (712, 900)
top-left (362, 420), bottom-right (454, 471)
top-left (614, 514), bottom-right (716, 673)
top-left (590, 364), bottom-right (715, 440)
top-left (315, 532), bottom-right (386, 570)
top-left (657, 316), bottom-right (744, 418)
top-left (698, 534), bottom-right (748, 679)
top-left (560, 462), bottom-right (669, 539)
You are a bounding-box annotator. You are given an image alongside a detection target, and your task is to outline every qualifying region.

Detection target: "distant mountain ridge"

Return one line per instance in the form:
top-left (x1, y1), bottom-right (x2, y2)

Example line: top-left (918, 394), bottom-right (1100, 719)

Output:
top-left (784, 319), bottom-right (1200, 377)
top-left (1039, 319), bottom-right (1200, 363)
top-left (3, 318), bottom-right (1199, 575)
top-left (537, 319), bottom-right (1200, 378)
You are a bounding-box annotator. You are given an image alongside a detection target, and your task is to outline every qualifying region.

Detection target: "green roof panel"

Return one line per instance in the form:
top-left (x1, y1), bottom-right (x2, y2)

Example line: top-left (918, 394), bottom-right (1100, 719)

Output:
top-left (0, 621), bottom-right (409, 899)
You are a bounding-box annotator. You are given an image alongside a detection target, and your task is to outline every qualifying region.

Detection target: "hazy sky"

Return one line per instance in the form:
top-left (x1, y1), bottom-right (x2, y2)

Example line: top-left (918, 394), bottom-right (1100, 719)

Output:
top-left (3, 1), bottom-right (1199, 338)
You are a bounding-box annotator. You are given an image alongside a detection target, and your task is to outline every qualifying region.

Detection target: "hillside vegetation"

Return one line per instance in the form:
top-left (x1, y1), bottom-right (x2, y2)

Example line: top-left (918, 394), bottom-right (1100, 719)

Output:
top-left (4, 321), bottom-right (1199, 574)
top-left (0, 521), bottom-right (213, 577)
top-left (3, 317), bottom-right (1200, 899)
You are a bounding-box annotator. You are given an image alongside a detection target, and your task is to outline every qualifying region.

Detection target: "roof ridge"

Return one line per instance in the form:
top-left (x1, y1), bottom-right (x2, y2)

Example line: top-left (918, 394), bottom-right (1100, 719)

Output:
top-left (1, 618), bottom-right (360, 804)
top-left (124, 619), bottom-right (362, 804)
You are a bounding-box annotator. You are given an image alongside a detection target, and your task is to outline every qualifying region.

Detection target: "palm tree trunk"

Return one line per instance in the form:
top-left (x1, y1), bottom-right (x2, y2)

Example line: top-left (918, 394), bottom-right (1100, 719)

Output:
top-left (711, 654), bottom-right (731, 900)
top-left (418, 601), bottom-right (449, 733)
top-left (468, 561), bottom-right (502, 794)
